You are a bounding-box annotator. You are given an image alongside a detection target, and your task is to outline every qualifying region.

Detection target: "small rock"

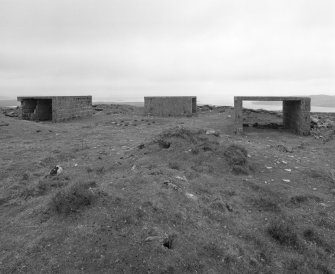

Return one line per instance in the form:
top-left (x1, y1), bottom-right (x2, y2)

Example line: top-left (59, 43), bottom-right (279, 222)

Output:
top-left (282, 179), bottom-right (290, 183)
top-left (284, 169), bottom-right (292, 172)
top-left (206, 129), bottom-right (219, 136)
top-left (276, 144), bottom-right (293, 153)
top-left (175, 175), bottom-right (187, 182)
top-left (226, 203), bottom-right (233, 212)
top-left (145, 236), bottom-right (161, 242)
top-left (185, 193), bottom-right (197, 200)
top-left (50, 165), bottom-right (63, 176)
top-left (266, 166), bottom-right (272, 169)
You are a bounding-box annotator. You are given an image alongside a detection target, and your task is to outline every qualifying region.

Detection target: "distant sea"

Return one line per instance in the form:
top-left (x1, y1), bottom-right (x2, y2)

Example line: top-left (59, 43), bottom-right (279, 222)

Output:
top-left (243, 101), bottom-right (335, 113)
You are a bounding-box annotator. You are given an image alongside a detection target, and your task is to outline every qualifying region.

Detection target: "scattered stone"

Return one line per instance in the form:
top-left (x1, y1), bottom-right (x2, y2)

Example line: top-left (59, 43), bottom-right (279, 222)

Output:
top-left (145, 236), bottom-right (161, 242)
top-left (49, 165), bottom-right (63, 176)
top-left (276, 144), bottom-right (293, 153)
top-left (138, 144), bottom-right (145, 149)
top-left (266, 166), bottom-right (273, 169)
top-left (185, 192), bottom-right (197, 200)
top-left (282, 179), bottom-right (290, 183)
top-left (175, 175), bottom-right (187, 182)
top-left (281, 160), bottom-right (287, 164)
top-left (226, 203), bottom-right (233, 212)
top-left (163, 180), bottom-right (180, 191)
top-left (284, 169), bottom-right (292, 172)
top-left (206, 129), bottom-right (219, 136)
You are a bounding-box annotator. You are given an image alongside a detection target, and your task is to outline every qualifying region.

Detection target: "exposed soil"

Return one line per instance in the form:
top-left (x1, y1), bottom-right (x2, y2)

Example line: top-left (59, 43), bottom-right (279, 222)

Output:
top-left (1, 104), bottom-right (335, 273)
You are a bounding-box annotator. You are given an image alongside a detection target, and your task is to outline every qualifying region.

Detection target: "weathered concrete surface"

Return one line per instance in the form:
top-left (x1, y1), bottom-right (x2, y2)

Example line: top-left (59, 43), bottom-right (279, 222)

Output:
top-left (144, 96), bottom-right (197, 116)
top-left (17, 96), bottom-right (92, 122)
top-left (234, 96), bottom-right (311, 135)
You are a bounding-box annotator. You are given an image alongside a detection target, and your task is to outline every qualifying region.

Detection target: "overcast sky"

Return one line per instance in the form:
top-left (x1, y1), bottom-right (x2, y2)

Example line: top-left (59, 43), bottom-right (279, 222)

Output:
top-left (0, 0), bottom-right (334, 104)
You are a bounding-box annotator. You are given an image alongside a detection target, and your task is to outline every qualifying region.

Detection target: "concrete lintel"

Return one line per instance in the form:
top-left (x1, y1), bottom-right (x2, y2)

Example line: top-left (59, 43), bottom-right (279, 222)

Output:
top-left (235, 96), bottom-right (310, 101)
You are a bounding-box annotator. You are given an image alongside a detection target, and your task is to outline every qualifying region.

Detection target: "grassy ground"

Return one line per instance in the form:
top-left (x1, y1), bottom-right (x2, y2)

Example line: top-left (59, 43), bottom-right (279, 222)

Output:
top-left (1, 105), bottom-right (335, 273)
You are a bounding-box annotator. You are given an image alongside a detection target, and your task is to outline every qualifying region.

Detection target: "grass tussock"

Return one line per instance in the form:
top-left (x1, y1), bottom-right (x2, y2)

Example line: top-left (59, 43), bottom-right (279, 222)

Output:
top-left (20, 176), bottom-right (69, 200)
top-left (289, 194), bottom-right (322, 206)
top-left (267, 219), bottom-right (302, 250)
top-left (307, 168), bottom-right (333, 183)
top-left (157, 127), bottom-right (205, 144)
top-left (303, 228), bottom-right (334, 253)
top-left (49, 181), bottom-right (97, 215)
top-left (224, 144), bottom-right (250, 175)
top-left (252, 197), bottom-right (281, 212)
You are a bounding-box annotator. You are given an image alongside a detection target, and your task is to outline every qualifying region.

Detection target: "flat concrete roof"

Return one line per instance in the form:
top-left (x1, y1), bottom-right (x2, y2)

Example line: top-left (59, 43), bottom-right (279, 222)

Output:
top-left (235, 96), bottom-right (310, 101)
top-left (17, 96), bottom-right (92, 101)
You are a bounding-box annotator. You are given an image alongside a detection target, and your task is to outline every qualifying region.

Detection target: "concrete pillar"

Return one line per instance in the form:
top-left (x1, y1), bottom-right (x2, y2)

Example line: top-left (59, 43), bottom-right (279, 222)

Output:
top-left (297, 98), bottom-right (311, 135)
top-left (234, 97), bottom-right (243, 134)
top-left (283, 99), bottom-right (310, 135)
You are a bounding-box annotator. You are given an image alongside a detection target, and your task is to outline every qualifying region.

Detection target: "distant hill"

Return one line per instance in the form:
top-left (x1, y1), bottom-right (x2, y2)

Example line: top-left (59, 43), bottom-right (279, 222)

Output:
top-left (253, 95), bottom-right (335, 107)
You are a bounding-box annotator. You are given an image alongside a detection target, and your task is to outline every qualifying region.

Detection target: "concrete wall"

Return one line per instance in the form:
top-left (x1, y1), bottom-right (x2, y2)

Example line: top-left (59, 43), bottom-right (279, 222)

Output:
top-left (18, 96), bottom-right (92, 122)
top-left (283, 98), bottom-right (310, 135)
top-left (144, 96), bottom-right (196, 116)
top-left (52, 96), bottom-right (92, 122)
top-left (234, 96), bottom-right (311, 135)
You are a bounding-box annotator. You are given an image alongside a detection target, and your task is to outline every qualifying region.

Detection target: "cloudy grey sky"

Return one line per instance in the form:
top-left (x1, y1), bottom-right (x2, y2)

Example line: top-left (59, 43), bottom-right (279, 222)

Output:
top-left (0, 0), bottom-right (334, 104)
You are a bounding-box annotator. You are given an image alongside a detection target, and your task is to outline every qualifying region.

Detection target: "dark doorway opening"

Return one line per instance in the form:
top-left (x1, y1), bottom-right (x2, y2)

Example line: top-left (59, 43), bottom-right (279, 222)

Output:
top-left (22, 99), bottom-right (52, 121)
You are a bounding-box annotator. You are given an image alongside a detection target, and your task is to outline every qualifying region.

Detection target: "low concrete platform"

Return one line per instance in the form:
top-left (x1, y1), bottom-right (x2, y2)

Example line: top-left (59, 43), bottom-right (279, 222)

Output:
top-left (234, 96), bottom-right (311, 135)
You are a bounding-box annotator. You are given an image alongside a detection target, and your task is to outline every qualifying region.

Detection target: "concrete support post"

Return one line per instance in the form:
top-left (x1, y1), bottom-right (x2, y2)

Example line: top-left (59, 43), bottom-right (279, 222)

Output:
top-left (297, 98), bottom-right (311, 135)
top-left (234, 97), bottom-right (243, 134)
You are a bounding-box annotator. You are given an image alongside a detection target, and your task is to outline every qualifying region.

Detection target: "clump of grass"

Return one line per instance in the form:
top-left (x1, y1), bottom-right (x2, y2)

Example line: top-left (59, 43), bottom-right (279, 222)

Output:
top-left (307, 168), bottom-right (333, 182)
top-left (267, 219), bottom-right (301, 249)
top-left (49, 181), bottom-right (97, 215)
top-left (168, 162), bottom-right (181, 170)
top-left (252, 197), bottom-right (281, 212)
top-left (303, 228), bottom-right (333, 253)
top-left (224, 144), bottom-right (250, 175)
top-left (155, 127), bottom-right (205, 148)
top-left (289, 194), bottom-right (322, 205)
top-left (20, 180), bottom-right (50, 199)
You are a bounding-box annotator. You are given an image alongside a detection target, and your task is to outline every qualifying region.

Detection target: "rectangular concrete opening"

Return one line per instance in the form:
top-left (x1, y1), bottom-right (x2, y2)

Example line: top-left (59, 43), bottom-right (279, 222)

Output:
top-left (21, 99), bottom-right (52, 121)
top-left (234, 96), bottom-right (311, 136)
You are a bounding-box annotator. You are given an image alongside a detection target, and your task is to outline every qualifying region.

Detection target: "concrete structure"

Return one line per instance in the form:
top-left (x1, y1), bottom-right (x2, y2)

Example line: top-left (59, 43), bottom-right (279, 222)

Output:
top-left (144, 96), bottom-right (197, 116)
top-left (234, 96), bottom-right (311, 135)
top-left (17, 96), bottom-right (92, 122)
